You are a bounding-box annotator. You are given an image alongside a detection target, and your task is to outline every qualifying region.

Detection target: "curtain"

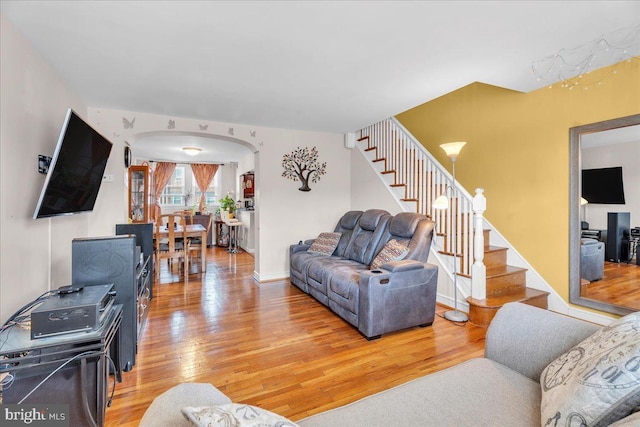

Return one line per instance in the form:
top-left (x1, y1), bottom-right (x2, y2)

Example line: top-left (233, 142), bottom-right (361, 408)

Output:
top-left (191, 163), bottom-right (219, 212)
top-left (152, 162), bottom-right (177, 221)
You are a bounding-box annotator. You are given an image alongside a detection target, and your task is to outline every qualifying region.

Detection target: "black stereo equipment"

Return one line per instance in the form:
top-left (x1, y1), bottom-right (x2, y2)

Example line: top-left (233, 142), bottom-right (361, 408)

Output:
top-left (631, 227), bottom-right (640, 238)
top-left (30, 284), bottom-right (115, 339)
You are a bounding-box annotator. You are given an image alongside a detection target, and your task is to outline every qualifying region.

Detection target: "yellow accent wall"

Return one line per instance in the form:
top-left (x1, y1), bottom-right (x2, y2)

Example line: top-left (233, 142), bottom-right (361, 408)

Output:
top-left (396, 59), bottom-right (640, 305)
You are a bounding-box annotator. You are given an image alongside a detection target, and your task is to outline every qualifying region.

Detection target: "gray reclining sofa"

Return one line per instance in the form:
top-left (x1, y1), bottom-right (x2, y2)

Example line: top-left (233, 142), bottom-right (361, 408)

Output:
top-left (289, 209), bottom-right (438, 339)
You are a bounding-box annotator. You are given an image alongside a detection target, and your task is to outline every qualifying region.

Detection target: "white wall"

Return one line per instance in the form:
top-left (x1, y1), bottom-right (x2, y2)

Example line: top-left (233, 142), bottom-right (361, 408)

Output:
top-left (582, 140), bottom-right (640, 230)
top-left (350, 144), bottom-right (402, 215)
top-left (88, 108), bottom-right (351, 281)
top-left (0, 15), bottom-right (93, 322)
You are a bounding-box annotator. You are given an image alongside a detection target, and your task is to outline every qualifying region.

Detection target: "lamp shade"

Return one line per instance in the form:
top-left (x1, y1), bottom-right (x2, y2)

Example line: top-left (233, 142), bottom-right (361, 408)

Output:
top-left (433, 194), bottom-right (449, 210)
top-left (440, 141), bottom-right (467, 162)
top-left (182, 147), bottom-right (202, 156)
top-left (580, 197), bottom-right (589, 206)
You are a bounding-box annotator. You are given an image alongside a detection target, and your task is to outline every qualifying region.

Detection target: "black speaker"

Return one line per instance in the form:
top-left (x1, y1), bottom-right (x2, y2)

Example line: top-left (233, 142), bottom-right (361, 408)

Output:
top-left (606, 212), bottom-right (630, 263)
top-left (72, 235), bottom-right (137, 371)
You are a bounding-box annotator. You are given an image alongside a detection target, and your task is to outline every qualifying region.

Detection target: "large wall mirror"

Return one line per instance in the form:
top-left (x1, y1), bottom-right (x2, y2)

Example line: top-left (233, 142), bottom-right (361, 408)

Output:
top-left (569, 114), bottom-right (640, 316)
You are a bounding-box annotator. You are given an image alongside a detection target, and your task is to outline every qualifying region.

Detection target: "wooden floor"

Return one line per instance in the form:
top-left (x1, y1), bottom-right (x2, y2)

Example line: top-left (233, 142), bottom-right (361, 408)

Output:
top-left (581, 260), bottom-right (640, 310)
top-left (104, 247), bottom-right (487, 426)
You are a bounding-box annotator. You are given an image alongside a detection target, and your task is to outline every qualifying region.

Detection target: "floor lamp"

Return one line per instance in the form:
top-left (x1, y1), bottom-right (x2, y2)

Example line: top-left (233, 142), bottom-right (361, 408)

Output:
top-left (434, 141), bottom-right (468, 323)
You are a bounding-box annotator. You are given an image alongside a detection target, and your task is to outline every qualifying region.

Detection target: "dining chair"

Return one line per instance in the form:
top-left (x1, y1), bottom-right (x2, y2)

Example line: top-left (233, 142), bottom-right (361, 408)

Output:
top-left (154, 213), bottom-right (190, 280)
top-left (188, 214), bottom-right (212, 272)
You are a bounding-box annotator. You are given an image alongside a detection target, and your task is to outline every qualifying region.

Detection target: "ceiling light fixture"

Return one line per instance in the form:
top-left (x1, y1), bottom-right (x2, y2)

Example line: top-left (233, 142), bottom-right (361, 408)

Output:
top-left (531, 24), bottom-right (640, 91)
top-left (182, 147), bottom-right (202, 156)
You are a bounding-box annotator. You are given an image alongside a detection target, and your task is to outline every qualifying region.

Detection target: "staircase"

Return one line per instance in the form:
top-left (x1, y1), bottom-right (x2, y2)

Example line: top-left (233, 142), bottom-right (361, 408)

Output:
top-left (356, 119), bottom-right (549, 327)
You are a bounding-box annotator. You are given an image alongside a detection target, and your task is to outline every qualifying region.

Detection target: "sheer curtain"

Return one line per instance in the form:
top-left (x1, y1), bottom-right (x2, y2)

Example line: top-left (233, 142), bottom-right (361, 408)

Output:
top-left (152, 162), bottom-right (177, 221)
top-left (191, 164), bottom-right (219, 212)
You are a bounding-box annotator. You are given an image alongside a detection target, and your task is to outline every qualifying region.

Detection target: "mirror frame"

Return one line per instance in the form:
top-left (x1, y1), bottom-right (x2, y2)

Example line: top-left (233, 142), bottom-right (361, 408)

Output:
top-left (569, 113), bottom-right (640, 315)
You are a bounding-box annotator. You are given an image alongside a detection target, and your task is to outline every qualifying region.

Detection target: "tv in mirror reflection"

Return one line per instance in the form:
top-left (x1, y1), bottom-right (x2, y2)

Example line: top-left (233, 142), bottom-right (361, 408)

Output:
top-left (581, 166), bottom-right (625, 205)
top-left (33, 109), bottom-right (113, 219)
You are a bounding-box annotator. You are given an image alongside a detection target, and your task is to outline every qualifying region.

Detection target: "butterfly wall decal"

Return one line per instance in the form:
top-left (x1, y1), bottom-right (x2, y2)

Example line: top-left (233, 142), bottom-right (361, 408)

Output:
top-left (168, 120), bottom-right (175, 129)
top-left (199, 124), bottom-right (209, 131)
top-left (228, 127), bottom-right (234, 136)
top-left (250, 131), bottom-right (256, 137)
top-left (122, 117), bottom-right (135, 129)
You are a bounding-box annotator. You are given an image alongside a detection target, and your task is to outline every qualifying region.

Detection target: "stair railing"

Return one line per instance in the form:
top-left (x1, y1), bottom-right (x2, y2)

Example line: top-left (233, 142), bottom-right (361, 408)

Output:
top-left (357, 118), bottom-right (486, 297)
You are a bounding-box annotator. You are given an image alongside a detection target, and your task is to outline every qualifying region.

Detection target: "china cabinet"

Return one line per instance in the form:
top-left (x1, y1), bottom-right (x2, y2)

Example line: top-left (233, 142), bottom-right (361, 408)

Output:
top-left (128, 164), bottom-right (154, 223)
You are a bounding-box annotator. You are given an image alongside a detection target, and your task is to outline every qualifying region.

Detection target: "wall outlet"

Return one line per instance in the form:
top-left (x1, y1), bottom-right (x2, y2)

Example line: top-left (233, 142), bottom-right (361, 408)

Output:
top-left (102, 174), bottom-right (114, 183)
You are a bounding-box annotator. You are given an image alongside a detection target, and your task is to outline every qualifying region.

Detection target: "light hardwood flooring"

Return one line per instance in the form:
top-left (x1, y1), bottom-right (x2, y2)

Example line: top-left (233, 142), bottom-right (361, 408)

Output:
top-left (581, 260), bottom-right (640, 310)
top-left (104, 247), bottom-right (487, 426)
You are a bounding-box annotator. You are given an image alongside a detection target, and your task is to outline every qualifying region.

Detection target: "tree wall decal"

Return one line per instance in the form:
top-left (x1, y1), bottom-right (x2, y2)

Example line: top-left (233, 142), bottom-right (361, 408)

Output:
top-left (282, 146), bottom-right (327, 192)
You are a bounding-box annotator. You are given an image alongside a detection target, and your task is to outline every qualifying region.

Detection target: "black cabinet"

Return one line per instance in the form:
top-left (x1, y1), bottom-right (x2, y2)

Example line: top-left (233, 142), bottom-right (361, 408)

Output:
top-left (116, 223), bottom-right (154, 298)
top-left (72, 236), bottom-right (138, 372)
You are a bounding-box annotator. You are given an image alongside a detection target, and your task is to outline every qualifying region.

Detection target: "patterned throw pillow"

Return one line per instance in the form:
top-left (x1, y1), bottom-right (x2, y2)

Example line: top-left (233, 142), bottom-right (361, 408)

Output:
top-left (540, 312), bottom-right (640, 427)
top-left (370, 239), bottom-right (409, 270)
top-left (182, 403), bottom-right (299, 427)
top-left (307, 232), bottom-right (341, 256)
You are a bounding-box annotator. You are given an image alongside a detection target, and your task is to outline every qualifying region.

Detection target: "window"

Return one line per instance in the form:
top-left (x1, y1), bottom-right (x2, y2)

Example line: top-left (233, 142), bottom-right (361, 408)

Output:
top-left (193, 171), bottom-right (220, 206)
top-left (159, 166), bottom-right (186, 206)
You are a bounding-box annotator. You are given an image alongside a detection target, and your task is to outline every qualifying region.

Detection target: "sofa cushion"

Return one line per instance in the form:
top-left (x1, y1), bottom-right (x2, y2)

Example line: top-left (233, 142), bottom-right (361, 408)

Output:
top-left (139, 383), bottom-right (232, 427)
top-left (308, 232), bottom-right (341, 256)
top-left (540, 311), bottom-right (640, 427)
top-left (370, 239), bottom-right (409, 270)
top-left (388, 212), bottom-right (422, 238)
top-left (298, 358), bottom-right (541, 426)
top-left (182, 403), bottom-right (298, 427)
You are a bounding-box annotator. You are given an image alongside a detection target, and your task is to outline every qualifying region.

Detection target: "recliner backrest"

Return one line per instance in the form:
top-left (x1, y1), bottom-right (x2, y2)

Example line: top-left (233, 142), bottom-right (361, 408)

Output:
top-left (378, 212), bottom-right (435, 263)
top-left (343, 209), bottom-right (391, 265)
top-left (333, 210), bottom-right (363, 257)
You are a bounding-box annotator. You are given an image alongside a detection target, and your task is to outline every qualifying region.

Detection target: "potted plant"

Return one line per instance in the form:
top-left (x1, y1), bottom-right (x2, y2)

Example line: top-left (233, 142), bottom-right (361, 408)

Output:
top-left (218, 193), bottom-right (235, 220)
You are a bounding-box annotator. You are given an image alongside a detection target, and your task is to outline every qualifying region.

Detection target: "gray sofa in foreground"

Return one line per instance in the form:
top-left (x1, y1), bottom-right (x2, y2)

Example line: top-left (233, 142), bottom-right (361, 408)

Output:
top-left (289, 209), bottom-right (438, 339)
top-left (139, 303), bottom-right (640, 426)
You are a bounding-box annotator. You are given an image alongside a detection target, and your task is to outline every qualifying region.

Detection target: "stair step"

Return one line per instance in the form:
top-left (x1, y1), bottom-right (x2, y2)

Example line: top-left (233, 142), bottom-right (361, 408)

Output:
top-left (401, 198), bottom-right (419, 202)
top-left (486, 265), bottom-right (528, 295)
top-left (381, 170), bottom-right (395, 175)
top-left (484, 229), bottom-right (491, 249)
top-left (357, 136), bottom-right (369, 142)
top-left (467, 288), bottom-right (549, 328)
top-left (390, 184), bottom-right (406, 188)
top-left (372, 158), bottom-right (385, 163)
top-left (484, 246), bottom-right (508, 268)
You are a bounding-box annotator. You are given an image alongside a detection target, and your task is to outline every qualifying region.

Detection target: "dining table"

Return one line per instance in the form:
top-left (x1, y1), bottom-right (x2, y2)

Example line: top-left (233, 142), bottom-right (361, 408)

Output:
top-left (153, 223), bottom-right (208, 272)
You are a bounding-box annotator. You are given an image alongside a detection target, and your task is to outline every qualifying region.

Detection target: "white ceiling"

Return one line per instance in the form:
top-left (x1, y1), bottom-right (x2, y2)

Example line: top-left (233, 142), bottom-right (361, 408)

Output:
top-left (2, 1), bottom-right (639, 161)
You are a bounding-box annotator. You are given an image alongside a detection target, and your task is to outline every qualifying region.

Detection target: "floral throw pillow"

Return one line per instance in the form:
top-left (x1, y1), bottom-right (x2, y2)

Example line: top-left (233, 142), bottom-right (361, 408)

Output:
top-left (540, 312), bottom-right (640, 427)
top-left (307, 232), bottom-right (341, 256)
top-left (182, 403), bottom-right (299, 427)
top-left (370, 239), bottom-right (409, 270)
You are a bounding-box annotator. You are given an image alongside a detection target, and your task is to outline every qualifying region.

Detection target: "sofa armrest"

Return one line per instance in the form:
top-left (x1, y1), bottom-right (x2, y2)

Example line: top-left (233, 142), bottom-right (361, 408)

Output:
top-left (290, 243), bottom-right (311, 256)
top-left (358, 263), bottom-right (438, 339)
top-left (380, 259), bottom-right (423, 272)
top-left (485, 302), bottom-right (600, 382)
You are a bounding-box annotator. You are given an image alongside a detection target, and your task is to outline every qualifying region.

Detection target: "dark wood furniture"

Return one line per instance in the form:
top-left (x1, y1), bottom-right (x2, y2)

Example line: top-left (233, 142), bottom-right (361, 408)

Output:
top-left (128, 164), bottom-right (155, 223)
top-left (193, 214), bottom-right (214, 246)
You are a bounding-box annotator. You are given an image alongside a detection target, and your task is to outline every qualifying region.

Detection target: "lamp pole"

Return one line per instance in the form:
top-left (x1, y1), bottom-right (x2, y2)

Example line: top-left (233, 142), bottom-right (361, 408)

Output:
top-left (440, 142), bottom-right (468, 323)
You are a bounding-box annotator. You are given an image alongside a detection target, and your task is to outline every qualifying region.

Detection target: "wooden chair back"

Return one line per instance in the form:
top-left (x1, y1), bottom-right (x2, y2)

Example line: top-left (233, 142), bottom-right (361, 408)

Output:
top-left (154, 213), bottom-right (189, 279)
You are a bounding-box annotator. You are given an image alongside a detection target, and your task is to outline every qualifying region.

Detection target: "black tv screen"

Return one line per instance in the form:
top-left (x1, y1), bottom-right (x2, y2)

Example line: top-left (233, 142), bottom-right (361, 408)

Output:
top-left (33, 109), bottom-right (113, 219)
top-left (581, 166), bottom-right (626, 205)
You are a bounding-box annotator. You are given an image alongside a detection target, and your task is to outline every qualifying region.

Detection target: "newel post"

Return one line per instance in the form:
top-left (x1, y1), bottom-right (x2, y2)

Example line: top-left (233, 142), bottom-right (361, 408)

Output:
top-left (471, 188), bottom-right (487, 300)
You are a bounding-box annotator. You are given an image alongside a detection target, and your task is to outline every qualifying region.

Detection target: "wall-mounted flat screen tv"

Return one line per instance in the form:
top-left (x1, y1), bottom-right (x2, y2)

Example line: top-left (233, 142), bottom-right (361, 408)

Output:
top-left (581, 166), bottom-right (626, 205)
top-left (33, 109), bottom-right (113, 219)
